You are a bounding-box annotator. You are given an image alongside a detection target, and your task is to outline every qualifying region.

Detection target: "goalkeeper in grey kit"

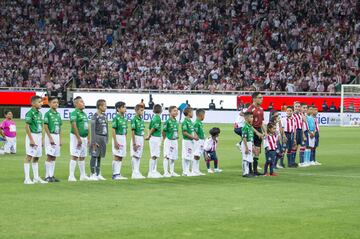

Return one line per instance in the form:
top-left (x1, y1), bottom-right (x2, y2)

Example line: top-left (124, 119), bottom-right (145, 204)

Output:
top-left (89, 99), bottom-right (108, 181)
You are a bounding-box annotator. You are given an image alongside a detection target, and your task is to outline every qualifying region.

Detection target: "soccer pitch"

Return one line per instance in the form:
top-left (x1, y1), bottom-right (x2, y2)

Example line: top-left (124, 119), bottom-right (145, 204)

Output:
top-left (0, 120), bottom-right (359, 239)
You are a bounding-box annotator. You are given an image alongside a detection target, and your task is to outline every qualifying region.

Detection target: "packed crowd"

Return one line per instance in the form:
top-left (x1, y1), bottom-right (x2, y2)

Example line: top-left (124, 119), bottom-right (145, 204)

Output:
top-left (0, 0), bottom-right (359, 95)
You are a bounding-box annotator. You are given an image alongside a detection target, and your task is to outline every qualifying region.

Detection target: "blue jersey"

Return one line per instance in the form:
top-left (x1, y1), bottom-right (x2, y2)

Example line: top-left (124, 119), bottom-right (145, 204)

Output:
top-left (306, 116), bottom-right (315, 132)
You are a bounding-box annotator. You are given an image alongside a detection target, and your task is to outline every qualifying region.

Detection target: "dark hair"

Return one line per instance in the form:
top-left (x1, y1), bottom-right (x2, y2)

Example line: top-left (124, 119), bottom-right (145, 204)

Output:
top-left (301, 102), bottom-right (307, 106)
top-left (286, 106), bottom-right (294, 110)
top-left (196, 109), bottom-right (205, 116)
top-left (48, 96), bottom-right (58, 102)
top-left (183, 107), bottom-right (193, 116)
top-left (251, 92), bottom-right (261, 100)
top-left (267, 122), bottom-right (275, 133)
top-left (153, 104), bottom-right (162, 114)
top-left (209, 127), bottom-right (221, 136)
top-left (4, 110), bottom-right (11, 116)
top-left (244, 111), bottom-right (253, 117)
top-left (245, 103), bottom-right (251, 108)
top-left (73, 96), bottom-right (82, 104)
top-left (135, 104), bottom-right (144, 111)
top-left (96, 99), bottom-right (106, 109)
top-left (115, 101), bottom-right (126, 111)
top-left (30, 95), bottom-right (42, 103)
top-left (269, 110), bottom-right (278, 120)
top-left (169, 106), bottom-right (177, 113)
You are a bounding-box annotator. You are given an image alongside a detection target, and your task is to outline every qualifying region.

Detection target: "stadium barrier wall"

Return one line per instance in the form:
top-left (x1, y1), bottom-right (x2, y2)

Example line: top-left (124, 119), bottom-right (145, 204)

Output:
top-left (20, 108), bottom-right (360, 126)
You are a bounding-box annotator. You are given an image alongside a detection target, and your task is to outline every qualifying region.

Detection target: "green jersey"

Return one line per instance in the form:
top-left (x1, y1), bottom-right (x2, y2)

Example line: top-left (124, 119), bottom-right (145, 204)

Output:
top-left (149, 114), bottom-right (162, 137)
top-left (70, 108), bottom-right (89, 137)
top-left (163, 118), bottom-right (178, 140)
top-left (25, 108), bottom-right (43, 134)
top-left (182, 118), bottom-right (194, 140)
top-left (131, 115), bottom-right (145, 136)
top-left (44, 109), bottom-right (62, 134)
top-left (194, 119), bottom-right (205, 140)
top-left (112, 113), bottom-right (128, 135)
top-left (242, 122), bottom-right (254, 142)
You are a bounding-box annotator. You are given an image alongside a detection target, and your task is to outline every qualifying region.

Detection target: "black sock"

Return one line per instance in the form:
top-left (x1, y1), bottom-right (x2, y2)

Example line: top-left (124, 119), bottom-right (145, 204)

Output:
top-left (90, 156), bottom-right (96, 174)
top-left (249, 163), bottom-right (253, 174)
top-left (214, 159), bottom-right (218, 169)
top-left (253, 157), bottom-right (258, 173)
top-left (206, 159), bottom-right (210, 169)
top-left (270, 162), bottom-right (274, 174)
top-left (264, 162), bottom-right (268, 174)
top-left (96, 157), bottom-right (101, 175)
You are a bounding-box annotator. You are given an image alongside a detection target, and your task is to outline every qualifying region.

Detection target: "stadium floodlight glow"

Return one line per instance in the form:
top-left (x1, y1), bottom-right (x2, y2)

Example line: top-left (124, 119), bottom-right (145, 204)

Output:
top-left (340, 84), bottom-right (360, 127)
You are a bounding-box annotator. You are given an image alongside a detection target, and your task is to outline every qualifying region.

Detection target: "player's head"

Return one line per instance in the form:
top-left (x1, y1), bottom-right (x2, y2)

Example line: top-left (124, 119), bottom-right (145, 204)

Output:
top-left (115, 101), bottom-right (126, 114)
top-left (301, 103), bottom-right (308, 114)
top-left (31, 95), bottom-right (42, 109)
top-left (96, 99), bottom-right (107, 113)
top-left (252, 92), bottom-right (263, 106)
top-left (169, 106), bottom-right (178, 118)
top-left (209, 127), bottom-right (220, 138)
top-left (4, 110), bottom-right (13, 120)
top-left (73, 96), bottom-right (85, 110)
top-left (244, 111), bottom-right (253, 124)
top-left (294, 101), bottom-right (301, 112)
top-left (267, 122), bottom-right (276, 134)
top-left (48, 96), bottom-right (59, 110)
top-left (135, 104), bottom-right (144, 116)
top-left (270, 110), bottom-right (279, 123)
top-left (286, 106), bottom-right (293, 117)
top-left (196, 109), bottom-right (205, 121)
top-left (183, 107), bottom-right (193, 118)
top-left (312, 107), bottom-right (318, 116)
top-left (307, 105), bottom-right (314, 115)
top-left (153, 104), bottom-right (162, 114)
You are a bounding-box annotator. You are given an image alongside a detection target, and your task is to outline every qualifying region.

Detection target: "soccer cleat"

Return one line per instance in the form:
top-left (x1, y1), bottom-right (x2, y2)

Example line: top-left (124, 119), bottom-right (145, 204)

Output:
top-left (97, 175), bottom-right (106, 181)
top-left (182, 172), bottom-right (189, 177)
top-left (170, 172), bottom-right (180, 177)
top-left (270, 172), bottom-right (279, 176)
top-left (214, 168), bottom-right (223, 173)
top-left (113, 175), bottom-right (128, 180)
top-left (277, 164), bottom-right (284, 169)
top-left (191, 171), bottom-right (201, 177)
top-left (263, 173), bottom-right (270, 176)
top-left (45, 177), bottom-right (54, 183)
top-left (80, 175), bottom-right (90, 181)
top-left (132, 173), bottom-right (146, 179)
top-left (235, 143), bottom-right (242, 151)
top-left (314, 161), bottom-right (322, 166)
top-left (242, 174), bottom-right (254, 178)
top-left (310, 161), bottom-right (316, 166)
top-left (197, 171), bottom-right (206, 176)
top-left (298, 163), bottom-right (306, 167)
top-left (207, 169), bottom-right (214, 174)
top-left (89, 174), bottom-right (99, 181)
top-left (257, 166), bottom-right (262, 170)
top-left (163, 172), bottom-right (171, 178)
top-left (52, 177), bottom-right (60, 182)
top-left (68, 176), bottom-right (77, 182)
top-left (147, 172), bottom-right (161, 179)
top-left (24, 179), bottom-right (34, 185)
top-left (33, 177), bottom-right (48, 184)
top-left (154, 171), bottom-right (163, 178)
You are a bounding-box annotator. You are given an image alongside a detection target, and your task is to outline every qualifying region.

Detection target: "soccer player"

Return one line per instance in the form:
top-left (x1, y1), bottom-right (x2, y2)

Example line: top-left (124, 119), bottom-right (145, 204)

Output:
top-left (69, 96), bottom-right (90, 182)
top-left (163, 106), bottom-right (180, 177)
top-left (234, 104), bottom-right (249, 151)
top-left (24, 96), bottom-right (47, 184)
top-left (89, 99), bottom-right (108, 181)
top-left (312, 107), bottom-right (322, 165)
top-left (241, 112), bottom-right (254, 178)
top-left (131, 104), bottom-right (146, 179)
top-left (269, 111), bottom-right (285, 169)
top-left (304, 106), bottom-right (316, 166)
top-left (0, 110), bottom-right (16, 154)
top-left (193, 109), bottom-right (206, 176)
top-left (44, 96), bottom-right (62, 182)
top-left (281, 106), bottom-right (297, 168)
top-left (112, 101), bottom-right (128, 180)
top-left (145, 104), bottom-right (163, 178)
top-left (263, 122), bottom-right (279, 176)
top-left (246, 92), bottom-right (266, 175)
top-left (181, 107), bottom-right (199, 176)
top-left (293, 102), bottom-right (305, 166)
top-left (204, 127), bottom-right (222, 173)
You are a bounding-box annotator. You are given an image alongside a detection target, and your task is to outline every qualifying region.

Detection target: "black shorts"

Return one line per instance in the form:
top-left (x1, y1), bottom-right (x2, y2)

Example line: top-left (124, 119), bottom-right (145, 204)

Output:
top-left (254, 127), bottom-right (263, 147)
top-left (296, 129), bottom-right (305, 146)
top-left (206, 151), bottom-right (218, 161)
top-left (234, 127), bottom-right (242, 137)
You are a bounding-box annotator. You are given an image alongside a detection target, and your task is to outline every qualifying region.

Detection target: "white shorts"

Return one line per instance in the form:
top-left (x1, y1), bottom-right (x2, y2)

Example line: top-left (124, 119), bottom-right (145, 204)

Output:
top-left (241, 141), bottom-right (253, 163)
top-left (307, 134), bottom-right (315, 148)
top-left (70, 134), bottom-right (88, 158)
top-left (4, 136), bottom-right (16, 153)
top-left (194, 139), bottom-right (205, 157)
top-left (131, 135), bottom-right (144, 158)
top-left (164, 138), bottom-right (178, 160)
top-left (26, 133), bottom-right (42, 157)
top-left (149, 136), bottom-right (161, 158)
top-left (45, 134), bottom-right (61, 157)
top-left (112, 135), bottom-right (127, 157)
top-left (182, 139), bottom-right (194, 160)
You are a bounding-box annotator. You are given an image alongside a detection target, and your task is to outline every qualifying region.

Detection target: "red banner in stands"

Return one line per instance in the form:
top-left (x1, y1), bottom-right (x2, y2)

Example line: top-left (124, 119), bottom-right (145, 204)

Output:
top-left (237, 95), bottom-right (342, 112)
top-left (0, 91), bottom-right (36, 106)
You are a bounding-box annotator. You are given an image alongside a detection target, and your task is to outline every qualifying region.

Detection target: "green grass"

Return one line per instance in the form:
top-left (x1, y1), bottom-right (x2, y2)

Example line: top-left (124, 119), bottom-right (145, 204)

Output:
top-left (0, 119), bottom-right (359, 239)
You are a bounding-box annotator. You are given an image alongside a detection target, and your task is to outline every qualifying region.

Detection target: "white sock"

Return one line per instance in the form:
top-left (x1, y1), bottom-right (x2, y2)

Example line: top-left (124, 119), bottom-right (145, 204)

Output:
top-left (32, 163), bottom-right (39, 179)
top-left (78, 160), bottom-right (86, 177)
top-left (51, 161), bottom-right (56, 177)
top-left (112, 160), bottom-right (120, 175)
top-left (148, 159), bottom-right (153, 174)
top-left (182, 158), bottom-right (186, 174)
top-left (154, 159), bottom-right (158, 172)
top-left (192, 159), bottom-right (199, 173)
top-left (45, 161), bottom-right (51, 178)
top-left (132, 157), bottom-right (137, 174)
top-left (186, 159), bottom-right (191, 174)
top-left (137, 158), bottom-right (141, 174)
top-left (69, 160), bottom-right (77, 178)
top-left (170, 159), bottom-right (175, 173)
top-left (24, 163), bottom-right (30, 180)
top-left (163, 158), bottom-right (169, 174)
top-left (242, 161), bottom-right (249, 175)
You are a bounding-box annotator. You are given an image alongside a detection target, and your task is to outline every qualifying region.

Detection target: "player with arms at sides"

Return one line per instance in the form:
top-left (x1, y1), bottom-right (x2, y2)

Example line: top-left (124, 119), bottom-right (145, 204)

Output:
top-left (269, 111), bottom-right (285, 169)
top-left (193, 109), bottom-right (206, 176)
top-left (241, 112), bottom-right (254, 178)
top-left (131, 104), bottom-right (146, 179)
top-left (281, 106), bottom-right (297, 168)
top-left (263, 122), bottom-right (279, 176)
top-left (44, 96), bottom-right (62, 182)
top-left (0, 110), bottom-right (17, 154)
top-left (68, 96), bottom-right (90, 182)
top-left (234, 103), bottom-right (250, 151)
top-left (145, 104), bottom-right (164, 178)
top-left (89, 99), bottom-right (108, 181)
top-left (111, 101), bottom-right (128, 180)
top-left (24, 96), bottom-right (47, 184)
top-left (204, 127), bottom-right (222, 173)
top-left (292, 102), bottom-right (306, 165)
top-left (303, 105), bottom-right (316, 166)
top-left (162, 106), bottom-right (180, 177)
top-left (312, 107), bottom-right (322, 165)
top-left (246, 92), bottom-right (266, 175)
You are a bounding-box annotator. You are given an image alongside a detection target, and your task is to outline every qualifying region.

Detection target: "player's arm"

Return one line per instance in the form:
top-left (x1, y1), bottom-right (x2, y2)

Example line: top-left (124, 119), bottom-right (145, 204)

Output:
top-left (131, 120), bottom-right (139, 151)
top-left (146, 127), bottom-right (156, 140)
top-left (71, 116), bottom-right (82, 147)
top-left (253, 127), bottom-right (263, 138)
top-left (44, 114), bottom-right (55, 145)
top-left (262, 122), bottom-right (267, 137)
top-left (0, 126), bottom-right (5, 138)
top-left (25, 124), bottom-right (36, 146)
top-left (90, 117), bottom-right (97, 150)
top-left (242, 129), bottom-right (249, 154)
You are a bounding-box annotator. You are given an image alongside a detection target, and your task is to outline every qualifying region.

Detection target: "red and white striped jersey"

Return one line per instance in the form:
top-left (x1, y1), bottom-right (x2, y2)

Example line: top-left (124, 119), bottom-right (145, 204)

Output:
top-left (281, 116), bottom-right (295, 133)
top-left (264, 133), bottom-right (278, 150)
top-left (314, 117), bottom-right (320, 132)
top-left (293, 112), bottom-right (302, 129)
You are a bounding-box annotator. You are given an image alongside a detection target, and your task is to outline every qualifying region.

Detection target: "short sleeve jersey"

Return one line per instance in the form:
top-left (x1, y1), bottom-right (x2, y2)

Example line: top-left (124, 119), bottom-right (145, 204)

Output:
top-left (242, 122), bottom-right (254, 142)
top-left (194, 119), bottom-right (205, 140)
top-left (163, 118), bottom-right (178, 140)
top-left (112, 114), bottom-right (128, 135)
top-left (247, 104), bottom-right (264, 128)
top-left (25, 108), bottom-right (43, 134)
top-left (182, 118), bottom-right (194, 140)
top-left (44, 109), bottom-right (62, 134)
top-left (131, 115), bottom-right (145, 136)
top-left (149, 114), bottom-right (162, 137)
top-left (70, 108), bottom-right (89, 137)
